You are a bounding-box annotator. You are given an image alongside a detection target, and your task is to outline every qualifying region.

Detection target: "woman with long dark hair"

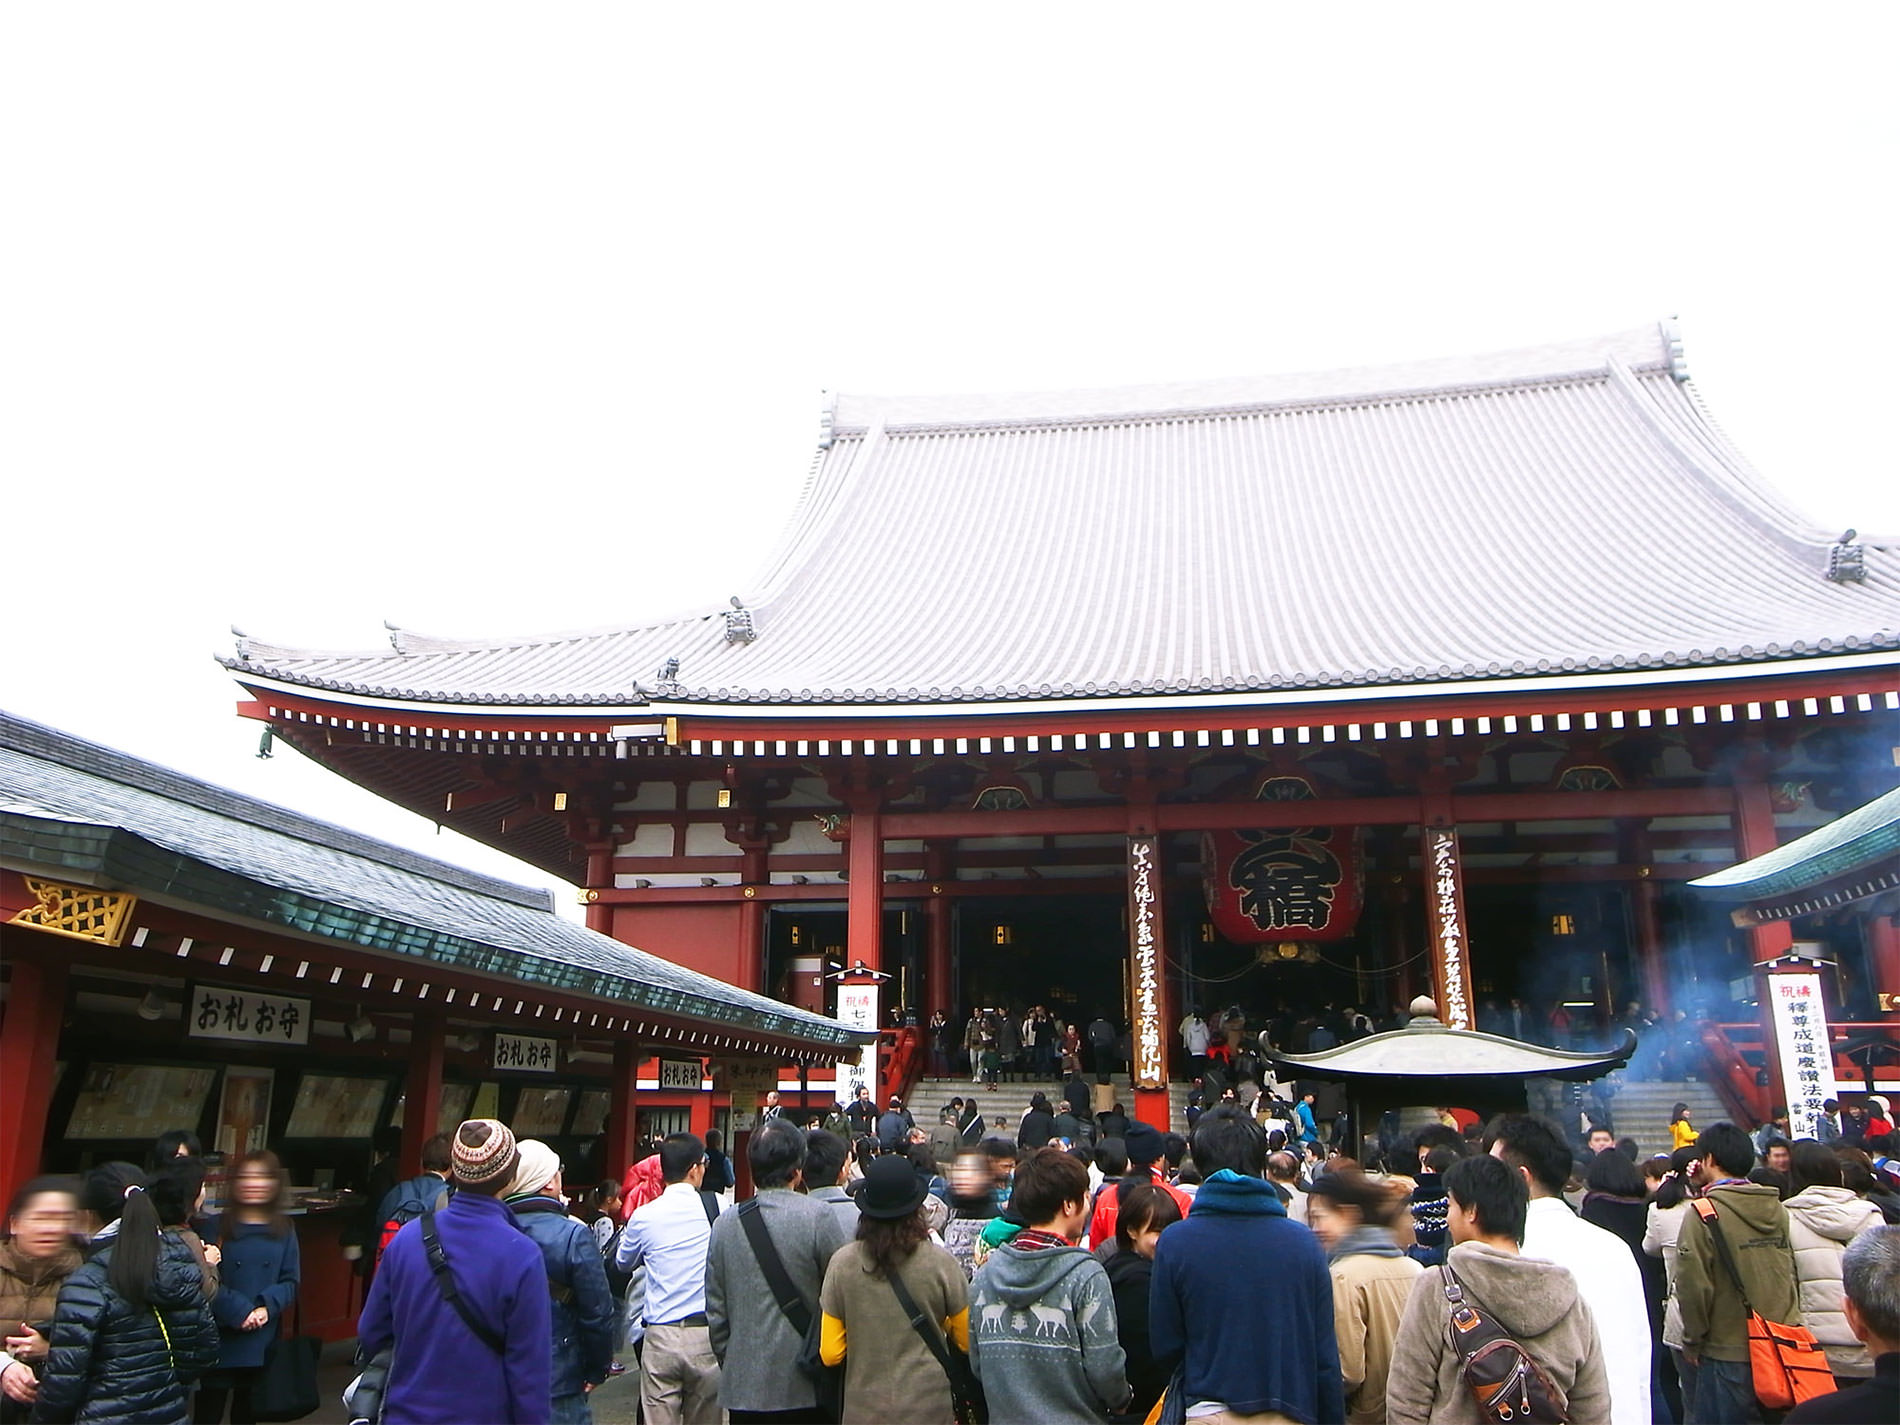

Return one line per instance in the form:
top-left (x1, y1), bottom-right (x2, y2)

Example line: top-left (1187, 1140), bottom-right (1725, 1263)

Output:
top-left (148, 1158), bottom-right (219, 1300)
top-left (0, 1176), bottom-right (82, 1423)
top-left (194, 1151), bottom-right (300, 1424)
top-left (820, 1156), bottom-right (970, 1424)
top-left (1644, 1143), bottom-right (1704, 1421)
top-left (34, 1163), bottom-right (218, 1423)
top-left (1668, 1102), bottom-right (1697, 1151)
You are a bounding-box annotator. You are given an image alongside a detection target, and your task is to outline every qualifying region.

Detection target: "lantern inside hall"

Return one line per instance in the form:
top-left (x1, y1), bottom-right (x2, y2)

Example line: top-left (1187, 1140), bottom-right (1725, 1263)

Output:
top-left (1202, 776), bottom-right (1364, 944)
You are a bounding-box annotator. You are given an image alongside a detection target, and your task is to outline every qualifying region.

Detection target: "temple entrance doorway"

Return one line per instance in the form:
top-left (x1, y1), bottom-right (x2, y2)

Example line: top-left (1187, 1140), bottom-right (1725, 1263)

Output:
top-left (953, 894), bottom-right (1126, 1030)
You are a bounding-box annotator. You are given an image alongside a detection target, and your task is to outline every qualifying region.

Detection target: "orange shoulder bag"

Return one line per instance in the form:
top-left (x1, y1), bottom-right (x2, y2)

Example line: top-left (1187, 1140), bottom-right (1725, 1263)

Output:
top-left (1688, 1198), bottom-right (1831, 1410)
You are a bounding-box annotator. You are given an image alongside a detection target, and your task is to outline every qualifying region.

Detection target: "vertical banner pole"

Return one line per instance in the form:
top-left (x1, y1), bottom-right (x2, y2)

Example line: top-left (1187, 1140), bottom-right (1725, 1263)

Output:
top-left (1128, 833), bottom-right (1171, 1130)
top-left (1422, 825), bottom-right (1476, 1031)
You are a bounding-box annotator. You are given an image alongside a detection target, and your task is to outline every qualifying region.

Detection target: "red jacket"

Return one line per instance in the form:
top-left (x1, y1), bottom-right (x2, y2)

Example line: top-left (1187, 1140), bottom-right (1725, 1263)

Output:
top-left (1088, 1168), bottom-right (1193, 1249)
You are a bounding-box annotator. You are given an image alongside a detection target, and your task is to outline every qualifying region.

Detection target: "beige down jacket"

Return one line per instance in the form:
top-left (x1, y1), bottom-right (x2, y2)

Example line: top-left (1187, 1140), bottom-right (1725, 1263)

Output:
top-left (1783, 1184), bottom-right (1883, 1378)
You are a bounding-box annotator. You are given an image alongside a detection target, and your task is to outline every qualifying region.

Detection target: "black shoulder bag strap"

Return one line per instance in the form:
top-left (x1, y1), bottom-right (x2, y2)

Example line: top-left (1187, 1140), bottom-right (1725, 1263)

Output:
top-left (420, 1204), bottom-right (507, 1355)
top-left (735, 1199), bottom-right (814, 1335)
top-left (887, 1267), bottom-right (956, 1377)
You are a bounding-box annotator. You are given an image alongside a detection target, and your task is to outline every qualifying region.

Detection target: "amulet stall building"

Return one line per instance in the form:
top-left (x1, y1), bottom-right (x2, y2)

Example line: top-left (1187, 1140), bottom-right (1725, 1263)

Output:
top-left (216, 323), bottom-right (1900, 1128)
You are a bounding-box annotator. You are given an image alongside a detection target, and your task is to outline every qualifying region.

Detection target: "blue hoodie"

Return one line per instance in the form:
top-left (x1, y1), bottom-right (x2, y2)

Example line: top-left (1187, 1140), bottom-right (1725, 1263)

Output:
top-left (1150, 1169), bottom-right (1343, 1424)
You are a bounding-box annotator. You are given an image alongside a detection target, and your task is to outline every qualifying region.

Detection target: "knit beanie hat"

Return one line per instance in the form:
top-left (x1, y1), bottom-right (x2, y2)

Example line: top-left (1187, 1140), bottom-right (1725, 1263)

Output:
top-left (1125, 1120), bottom-right (1165, 1166)
top-left (505, 1139), bottom-right (560, 1198)
top-left (452, 1119), bottom-right (519, 1188)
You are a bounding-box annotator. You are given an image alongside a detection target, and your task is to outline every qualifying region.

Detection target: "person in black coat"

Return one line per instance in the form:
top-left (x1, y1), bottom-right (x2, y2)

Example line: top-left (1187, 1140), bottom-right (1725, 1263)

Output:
top-left (35, 1164), bottom-right (218, 1425)
top-left (874, 1096), bottom-right (915, 1153)
top-left (1017, 1093), bottom-right (1058, 1150)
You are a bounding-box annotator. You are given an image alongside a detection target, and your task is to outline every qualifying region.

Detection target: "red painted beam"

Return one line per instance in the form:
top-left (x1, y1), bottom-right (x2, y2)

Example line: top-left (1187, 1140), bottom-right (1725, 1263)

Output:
top-left (236, 663), bottom-right (1896, 750)
top-left (588, 877), bottom-right (1130, 905)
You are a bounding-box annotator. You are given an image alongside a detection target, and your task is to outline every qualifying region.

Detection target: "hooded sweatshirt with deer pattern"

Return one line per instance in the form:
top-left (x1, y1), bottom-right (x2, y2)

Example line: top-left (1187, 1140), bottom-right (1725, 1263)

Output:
top-left (969, 1233), bottom-right (1129, 1424)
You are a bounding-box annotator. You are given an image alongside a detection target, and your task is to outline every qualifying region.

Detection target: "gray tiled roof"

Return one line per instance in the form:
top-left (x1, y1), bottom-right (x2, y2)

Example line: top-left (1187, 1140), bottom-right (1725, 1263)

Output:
top-left (0, 712), bottom-right (863, 1052)
top-left (222, 324), bottom-right (1900, 710)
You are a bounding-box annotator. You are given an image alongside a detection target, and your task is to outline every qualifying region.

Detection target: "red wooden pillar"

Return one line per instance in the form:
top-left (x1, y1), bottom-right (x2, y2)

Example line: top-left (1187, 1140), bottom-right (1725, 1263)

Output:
top-left (0, 946), bottom-right (68, 1201)
top-left (689, 1091), bottom-right (713, 1141)
top-left (401, 1011), bottom-right (446, 1177)
top-left (1733, 782), bottom-right (1795, 964)
top-left (583, 841), bottom-right (614, 936)
top-left (1629, 878), bottom-right (1671, 1015)
top-left (1618, 822), bottom-right (1671, 1015)
top-left (846, 799), bottom-right (884, 974)
top-left (1732, 780), bottom-right (1795, 1116)
top-left (924, 843), bottom-right (952, 1020)
top-left (1865, 915), bottom-right (1900, 1009)
top-left (605, 1039), bottom-right (640, 1174)
top-left (738, 844), bottom-right (767, 990)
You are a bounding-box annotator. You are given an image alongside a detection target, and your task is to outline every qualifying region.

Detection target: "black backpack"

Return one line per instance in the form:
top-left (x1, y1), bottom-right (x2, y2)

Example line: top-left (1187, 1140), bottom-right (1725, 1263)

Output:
top-left (1440, 1266), bottom-right (1569, 1423)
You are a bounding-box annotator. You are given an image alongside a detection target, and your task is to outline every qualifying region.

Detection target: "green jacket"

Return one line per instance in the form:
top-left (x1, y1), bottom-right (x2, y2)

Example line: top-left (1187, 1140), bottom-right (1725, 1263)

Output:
top-left (1675, 1183), bottom-right (1801, 1362)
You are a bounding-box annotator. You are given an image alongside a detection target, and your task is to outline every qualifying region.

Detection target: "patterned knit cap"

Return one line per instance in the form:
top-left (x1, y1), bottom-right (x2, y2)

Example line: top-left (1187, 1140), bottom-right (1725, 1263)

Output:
top-left (452, 1119), bottom-right (518, 1186)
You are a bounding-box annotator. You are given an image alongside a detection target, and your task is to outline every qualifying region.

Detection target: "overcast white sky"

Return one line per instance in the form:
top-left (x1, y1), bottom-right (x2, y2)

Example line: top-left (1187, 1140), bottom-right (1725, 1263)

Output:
top-left (4, 5), bottom-right (1897, 910)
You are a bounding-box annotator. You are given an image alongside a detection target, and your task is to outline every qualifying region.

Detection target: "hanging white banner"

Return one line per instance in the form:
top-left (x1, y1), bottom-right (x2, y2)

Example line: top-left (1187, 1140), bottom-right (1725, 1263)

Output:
top-left (834, 982), bottom-right (880, 1106)
top-left (1766, 970), bottom-right (1836, 1143)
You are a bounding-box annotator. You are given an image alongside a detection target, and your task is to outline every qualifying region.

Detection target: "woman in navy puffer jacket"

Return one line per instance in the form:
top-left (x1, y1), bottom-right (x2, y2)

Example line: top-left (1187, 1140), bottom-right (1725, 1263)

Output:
top-left (33, 1163), bottom-right (218, 1425)
top-left (193, 1153), bottom-right (299, 1425)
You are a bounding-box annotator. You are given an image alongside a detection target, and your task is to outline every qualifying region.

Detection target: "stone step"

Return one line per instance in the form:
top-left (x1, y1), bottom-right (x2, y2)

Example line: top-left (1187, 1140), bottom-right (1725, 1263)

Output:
top-left (913, 1075), bottom-right (1194, 1134)
top-left (1589, 1080), bottom-right (1731, 1160)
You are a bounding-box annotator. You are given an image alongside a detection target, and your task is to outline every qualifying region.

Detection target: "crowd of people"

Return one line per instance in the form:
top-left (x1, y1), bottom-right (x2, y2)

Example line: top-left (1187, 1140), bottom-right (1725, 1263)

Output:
top-left (3, 1083), bottom-right (1896, 1425)
top-left (921, 995), bottom-right (1745, 1092)
top-left (0, 1135), bottom-right (302, 1425)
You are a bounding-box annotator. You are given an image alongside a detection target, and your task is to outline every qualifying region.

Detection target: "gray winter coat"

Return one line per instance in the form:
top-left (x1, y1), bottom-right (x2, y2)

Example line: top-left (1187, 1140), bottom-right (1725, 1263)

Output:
top-left (706, 1190), bottom-right (849, 1413)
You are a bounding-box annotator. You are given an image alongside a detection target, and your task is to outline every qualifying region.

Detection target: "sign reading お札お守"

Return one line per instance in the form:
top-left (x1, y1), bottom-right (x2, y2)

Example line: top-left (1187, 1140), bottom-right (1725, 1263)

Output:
top-left (187, 986), bottom-right (310, 1045)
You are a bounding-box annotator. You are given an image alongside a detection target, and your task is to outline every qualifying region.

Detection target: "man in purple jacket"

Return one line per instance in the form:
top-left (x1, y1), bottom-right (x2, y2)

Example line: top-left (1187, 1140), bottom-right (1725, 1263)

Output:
top-left (359, 1119), bottom-right (552, 1425)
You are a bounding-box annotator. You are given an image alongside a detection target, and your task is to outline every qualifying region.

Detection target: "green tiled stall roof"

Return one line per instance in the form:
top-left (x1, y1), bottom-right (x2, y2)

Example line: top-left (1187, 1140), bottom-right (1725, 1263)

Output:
top-left (1690, 783), bottom-right (1900, 901)
top-left (0, 712), bottom-right (865, 1052)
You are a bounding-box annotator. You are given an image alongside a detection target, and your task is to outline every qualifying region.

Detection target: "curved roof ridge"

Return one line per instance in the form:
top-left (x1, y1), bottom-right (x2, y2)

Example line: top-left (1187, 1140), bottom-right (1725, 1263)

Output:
top-left (744, 423), bottom-right (886, 610)
top-left (1602, 360), bottom-right (1834, 566)
top-left (831, 323), bottom-right (1673, 432)
top-left (226, 605), bottom-right (723, 666)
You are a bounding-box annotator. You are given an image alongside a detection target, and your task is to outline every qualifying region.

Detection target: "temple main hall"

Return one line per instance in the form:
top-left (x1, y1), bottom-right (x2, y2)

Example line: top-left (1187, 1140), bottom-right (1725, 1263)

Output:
top-left (220, 323), bottom-right (1900, 1126)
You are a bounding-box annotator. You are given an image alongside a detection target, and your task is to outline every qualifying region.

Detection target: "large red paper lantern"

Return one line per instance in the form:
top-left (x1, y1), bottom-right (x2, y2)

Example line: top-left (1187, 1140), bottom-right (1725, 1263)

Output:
top-left (1201, 778), bottom-right (1365, 944)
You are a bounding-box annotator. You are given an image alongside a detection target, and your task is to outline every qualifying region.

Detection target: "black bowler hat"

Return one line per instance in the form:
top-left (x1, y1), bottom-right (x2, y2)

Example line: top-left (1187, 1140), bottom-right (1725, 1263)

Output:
top-left (856, 1155), bottom-right (927, 1220)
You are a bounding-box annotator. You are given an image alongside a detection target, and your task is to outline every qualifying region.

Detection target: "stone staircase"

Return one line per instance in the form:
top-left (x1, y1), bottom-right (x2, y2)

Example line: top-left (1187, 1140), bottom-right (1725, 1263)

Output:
top-left (913, 1075), bottom-right (1735, 1159)
top-left (913, 1075), bottom-right (1195, 1136)
top-left (1605, 1078), bottom-right (1734, 1160)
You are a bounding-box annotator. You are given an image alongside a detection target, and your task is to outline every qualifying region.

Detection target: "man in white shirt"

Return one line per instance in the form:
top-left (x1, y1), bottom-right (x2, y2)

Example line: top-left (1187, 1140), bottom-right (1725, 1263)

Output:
top-left (616, 1133), bottom-right (720, 1425)
top-left (1488, 1113), bottom-right (1652, 1425)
